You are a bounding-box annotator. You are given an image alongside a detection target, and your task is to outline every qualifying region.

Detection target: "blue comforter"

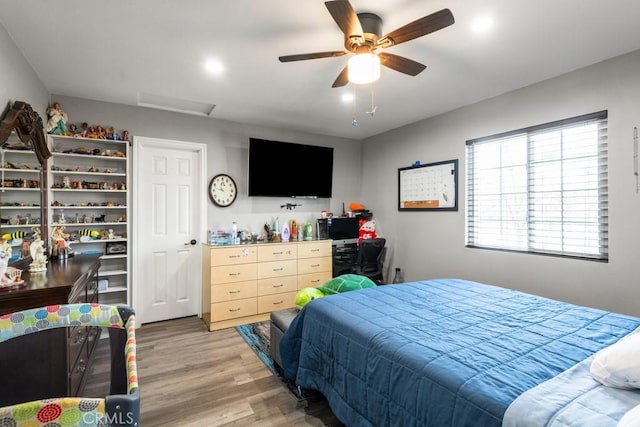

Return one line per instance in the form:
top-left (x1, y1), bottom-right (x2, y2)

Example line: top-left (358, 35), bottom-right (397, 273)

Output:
top-left (280, 279), bottom-right (640, 427)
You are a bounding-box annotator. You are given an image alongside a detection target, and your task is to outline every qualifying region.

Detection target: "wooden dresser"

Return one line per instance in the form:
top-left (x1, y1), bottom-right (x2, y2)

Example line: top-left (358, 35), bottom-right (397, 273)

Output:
top-left (202, 240), bottom-right (332, 331)
top-left (0, 254), bottom-right (101, 406)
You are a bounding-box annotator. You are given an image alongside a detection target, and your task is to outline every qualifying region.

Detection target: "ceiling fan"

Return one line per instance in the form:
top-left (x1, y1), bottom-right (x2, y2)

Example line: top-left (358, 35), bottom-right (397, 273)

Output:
top-left (278, 0), bottom-right (455, 88)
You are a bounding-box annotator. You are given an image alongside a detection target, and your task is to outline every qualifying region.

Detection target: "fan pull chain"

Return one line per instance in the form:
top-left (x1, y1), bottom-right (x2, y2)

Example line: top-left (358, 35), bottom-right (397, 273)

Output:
top-left (366, 84), bottom-right (377, 117)
top-left (351, 85), bottom-right (359, 126)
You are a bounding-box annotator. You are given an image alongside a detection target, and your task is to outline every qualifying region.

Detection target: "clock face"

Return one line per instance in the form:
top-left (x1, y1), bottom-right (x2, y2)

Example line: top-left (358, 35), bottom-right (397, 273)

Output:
top-left (209, 174), bottom-right (237, 207)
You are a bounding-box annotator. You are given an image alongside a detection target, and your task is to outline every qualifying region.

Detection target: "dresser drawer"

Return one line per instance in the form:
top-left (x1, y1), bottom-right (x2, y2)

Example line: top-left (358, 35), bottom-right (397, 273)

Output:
top-left (298, 271), bottom-right (332, 289)
top-left (211, 263), bottom-right (257, 285)
top-left (257, 259), bottom-right (297, 279)
top-left (211, 280), bottom-right (257, 302)
top-left (298, 241), bottom-right (332, 258)
top-left (258, 275), bottom-right (298, 296)
top-left (210, 246), bottom-right (257, 266)
top-left (257, 244), bottom-right (297, 262)
top-left (211, 298), bottom-right (257, 322)
top-left (298, 256), bottom-right (332, 275)
top-left (257, 292), bottom-right (297, 313)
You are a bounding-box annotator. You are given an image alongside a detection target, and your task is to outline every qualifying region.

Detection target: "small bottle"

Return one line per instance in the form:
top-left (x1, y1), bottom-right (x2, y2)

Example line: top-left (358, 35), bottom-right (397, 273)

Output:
top-left (392, 268), bottom-right (402, 284)
top-left (281, 224), bottom-right (290, 242)
top-left (303, 222), bottom-right (313, 240)
top-left (231, 222), bottom-right (238, 245)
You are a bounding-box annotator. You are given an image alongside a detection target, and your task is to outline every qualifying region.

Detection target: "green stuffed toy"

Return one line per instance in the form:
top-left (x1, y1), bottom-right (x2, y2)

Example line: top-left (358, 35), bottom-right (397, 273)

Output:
top-left (295, 274), bottom-right (378, 308)
top-left (317, 274), bottom-right (377, 295)
top-left (295, 287), bottom-right (326, 308)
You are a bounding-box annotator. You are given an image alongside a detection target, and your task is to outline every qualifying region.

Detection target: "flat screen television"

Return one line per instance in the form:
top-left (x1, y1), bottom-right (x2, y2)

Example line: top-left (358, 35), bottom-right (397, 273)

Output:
top-left (248, 138), bottom-right (334, 198)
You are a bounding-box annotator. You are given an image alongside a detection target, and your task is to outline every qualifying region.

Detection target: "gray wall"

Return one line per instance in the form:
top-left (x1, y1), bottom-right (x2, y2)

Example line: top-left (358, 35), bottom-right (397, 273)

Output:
top-left (1, 17), bottom-right (363, 260)
top-left (363, 49), bottom-right (640, 316)
top-left (4, 16), bottom-right (640, 316)
top-left (0, 23), bottom-right (49, 122)
top-left (50, 95), bottom-right (363, 239)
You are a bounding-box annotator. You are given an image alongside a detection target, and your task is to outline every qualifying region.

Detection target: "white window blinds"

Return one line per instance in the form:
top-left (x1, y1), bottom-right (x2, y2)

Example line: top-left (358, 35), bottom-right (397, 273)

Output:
top-left (466, 111), bottom-right (608, 260)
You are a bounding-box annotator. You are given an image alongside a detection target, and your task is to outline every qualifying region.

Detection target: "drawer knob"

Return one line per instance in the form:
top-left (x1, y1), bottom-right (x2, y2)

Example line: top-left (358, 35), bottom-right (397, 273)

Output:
top-left (273, 267), bottom-right (283, 272)
top-left (73, 330), bottom-right (86, 344)
top-left (273, 300), bottom-right (284, 305)
top-left (311, 264), bottom-right (320, 267)
top-left (229, 290), bottom-right (241, 294)
top-left (229, 308), bottom-right (241, 312)
top-left (273, 284), bottom-right (284, 288)
top-left (229, 272), bottom-right (240, 276)
top-left (273, 251), bottom-right (283, 255)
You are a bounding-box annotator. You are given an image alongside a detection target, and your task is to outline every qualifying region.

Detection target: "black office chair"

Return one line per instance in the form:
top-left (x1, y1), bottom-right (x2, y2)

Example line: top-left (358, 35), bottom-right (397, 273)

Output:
top-left (352, 238), bottom-right (386, 285)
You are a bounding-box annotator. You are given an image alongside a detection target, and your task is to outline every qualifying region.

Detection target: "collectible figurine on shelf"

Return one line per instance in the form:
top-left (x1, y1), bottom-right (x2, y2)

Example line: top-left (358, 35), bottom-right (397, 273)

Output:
top-left (80, 122), bottom-right (89, 137)
top-left (95, 125), bottom-right (106, 139)
top-left (46, 102), bottom-right (69, 135)
top-left (67, 123), bottom-right (78, 136)
top-left (87, 125), bottom-right (98, 138)
top-left (106, 126), bottom-right (120, 140)
top-left (121, 130), bottom-right (129, 141)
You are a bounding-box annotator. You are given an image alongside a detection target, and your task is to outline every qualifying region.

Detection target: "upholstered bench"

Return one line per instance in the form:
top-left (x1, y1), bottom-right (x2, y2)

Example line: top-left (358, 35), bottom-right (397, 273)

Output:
top-left (270, 307), bottom-right (300, 370)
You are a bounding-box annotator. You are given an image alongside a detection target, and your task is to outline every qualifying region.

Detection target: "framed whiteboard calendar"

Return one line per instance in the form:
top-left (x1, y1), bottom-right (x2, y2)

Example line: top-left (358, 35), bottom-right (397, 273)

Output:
top-left (398, 159), bottom-right (458, 211)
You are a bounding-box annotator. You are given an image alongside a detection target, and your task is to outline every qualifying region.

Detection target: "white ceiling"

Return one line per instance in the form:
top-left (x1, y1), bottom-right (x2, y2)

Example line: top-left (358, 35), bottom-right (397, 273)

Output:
top-left (2, 1), bottom-right (640, 140)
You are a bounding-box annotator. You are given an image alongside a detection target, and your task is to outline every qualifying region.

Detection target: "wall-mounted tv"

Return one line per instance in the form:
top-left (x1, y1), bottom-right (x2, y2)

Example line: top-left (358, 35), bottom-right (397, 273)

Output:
top-left (248, 138), bottom-right (334, 198)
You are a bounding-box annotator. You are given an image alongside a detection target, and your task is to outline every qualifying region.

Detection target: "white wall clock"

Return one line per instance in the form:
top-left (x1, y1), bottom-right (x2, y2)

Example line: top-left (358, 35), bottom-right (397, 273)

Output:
top-left (208, 173), bottom-right (237, 207)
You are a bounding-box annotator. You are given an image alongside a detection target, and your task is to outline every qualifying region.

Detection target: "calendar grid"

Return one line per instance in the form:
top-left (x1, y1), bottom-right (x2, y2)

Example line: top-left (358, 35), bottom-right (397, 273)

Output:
top-left (398, 159), bottom-right (458, 211)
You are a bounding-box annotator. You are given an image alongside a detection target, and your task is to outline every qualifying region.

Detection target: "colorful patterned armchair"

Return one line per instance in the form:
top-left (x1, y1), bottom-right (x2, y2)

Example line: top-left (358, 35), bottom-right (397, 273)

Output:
top-left (0, 304), bottom-right (139, 426)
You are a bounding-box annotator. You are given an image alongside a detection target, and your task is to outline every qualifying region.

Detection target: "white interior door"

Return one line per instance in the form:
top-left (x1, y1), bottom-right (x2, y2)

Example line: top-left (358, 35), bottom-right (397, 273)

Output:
top-left (132, 136), bottom-right (206, 324)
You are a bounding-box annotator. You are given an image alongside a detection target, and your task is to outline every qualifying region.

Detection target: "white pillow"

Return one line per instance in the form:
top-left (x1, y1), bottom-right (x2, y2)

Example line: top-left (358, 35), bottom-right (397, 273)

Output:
top-left (590, 331), bottom-right (640, 389)
top-left (618, 403), bottom-right (640, 427)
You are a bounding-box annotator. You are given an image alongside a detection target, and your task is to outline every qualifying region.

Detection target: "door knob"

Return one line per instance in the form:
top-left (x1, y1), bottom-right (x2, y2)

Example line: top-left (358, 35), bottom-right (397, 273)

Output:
top-left (184, 239), bottom-right (197, 246)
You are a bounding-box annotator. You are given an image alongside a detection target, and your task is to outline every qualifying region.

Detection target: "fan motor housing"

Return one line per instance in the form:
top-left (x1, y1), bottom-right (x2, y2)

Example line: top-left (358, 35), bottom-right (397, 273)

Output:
top-left (345, 12), bottom-right (382, 52)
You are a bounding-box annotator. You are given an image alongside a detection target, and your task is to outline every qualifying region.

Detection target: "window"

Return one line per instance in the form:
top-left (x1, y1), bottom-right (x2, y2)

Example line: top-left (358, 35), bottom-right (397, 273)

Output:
top-left (466, 111), bottom-right (608, 260)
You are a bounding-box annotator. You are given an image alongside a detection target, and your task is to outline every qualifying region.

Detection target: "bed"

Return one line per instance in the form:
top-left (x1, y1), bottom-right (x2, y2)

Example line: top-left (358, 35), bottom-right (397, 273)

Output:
top-left (280, 278), bottom-right (640, 427)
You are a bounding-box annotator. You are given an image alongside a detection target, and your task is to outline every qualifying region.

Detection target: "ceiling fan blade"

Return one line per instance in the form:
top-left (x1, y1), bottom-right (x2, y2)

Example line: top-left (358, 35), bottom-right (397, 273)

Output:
top-left (332, 66), bottom-right (349, 88)
top-left (279, 51), bottom-right (347, 62)
top-left (377, 8), bottom-right (454, 48)
top-left (325, 0), bottom-right (364, 39)
top-left (378, 53), bottom-right (426, 76)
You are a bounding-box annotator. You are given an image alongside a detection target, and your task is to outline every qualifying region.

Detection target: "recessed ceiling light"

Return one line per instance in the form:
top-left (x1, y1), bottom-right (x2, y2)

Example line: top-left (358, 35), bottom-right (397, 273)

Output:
top-left (342, 93), bottom-right (354, 103)
top-left (204, 59), bottom-right (224, 75)
top-left (472, 16), bottom-right (493, 33)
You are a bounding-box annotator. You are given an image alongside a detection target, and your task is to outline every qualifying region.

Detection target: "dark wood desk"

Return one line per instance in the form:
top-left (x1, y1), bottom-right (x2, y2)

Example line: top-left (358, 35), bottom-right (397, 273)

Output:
top-left (0, 254), bottom-right (101, 406)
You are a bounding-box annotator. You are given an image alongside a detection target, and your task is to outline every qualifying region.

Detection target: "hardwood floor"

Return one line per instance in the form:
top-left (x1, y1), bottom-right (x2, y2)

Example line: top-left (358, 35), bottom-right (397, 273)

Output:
top-left (84, 316), bottom-right (343, 426)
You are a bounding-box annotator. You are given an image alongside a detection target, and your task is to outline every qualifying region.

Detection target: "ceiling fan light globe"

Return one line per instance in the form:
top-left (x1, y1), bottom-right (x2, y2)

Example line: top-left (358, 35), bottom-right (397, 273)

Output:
top-left (348, 53), bottom-right (380, 84)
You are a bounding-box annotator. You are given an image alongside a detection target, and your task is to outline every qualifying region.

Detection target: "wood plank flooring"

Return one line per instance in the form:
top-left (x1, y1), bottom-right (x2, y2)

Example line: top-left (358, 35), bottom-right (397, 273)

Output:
top-left (84, 316), bottom-right (343, 426)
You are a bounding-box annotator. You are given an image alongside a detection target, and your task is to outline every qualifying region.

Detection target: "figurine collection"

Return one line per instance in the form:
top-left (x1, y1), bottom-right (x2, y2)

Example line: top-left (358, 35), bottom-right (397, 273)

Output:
top-left (46, 102), bottom-right (129, 141)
